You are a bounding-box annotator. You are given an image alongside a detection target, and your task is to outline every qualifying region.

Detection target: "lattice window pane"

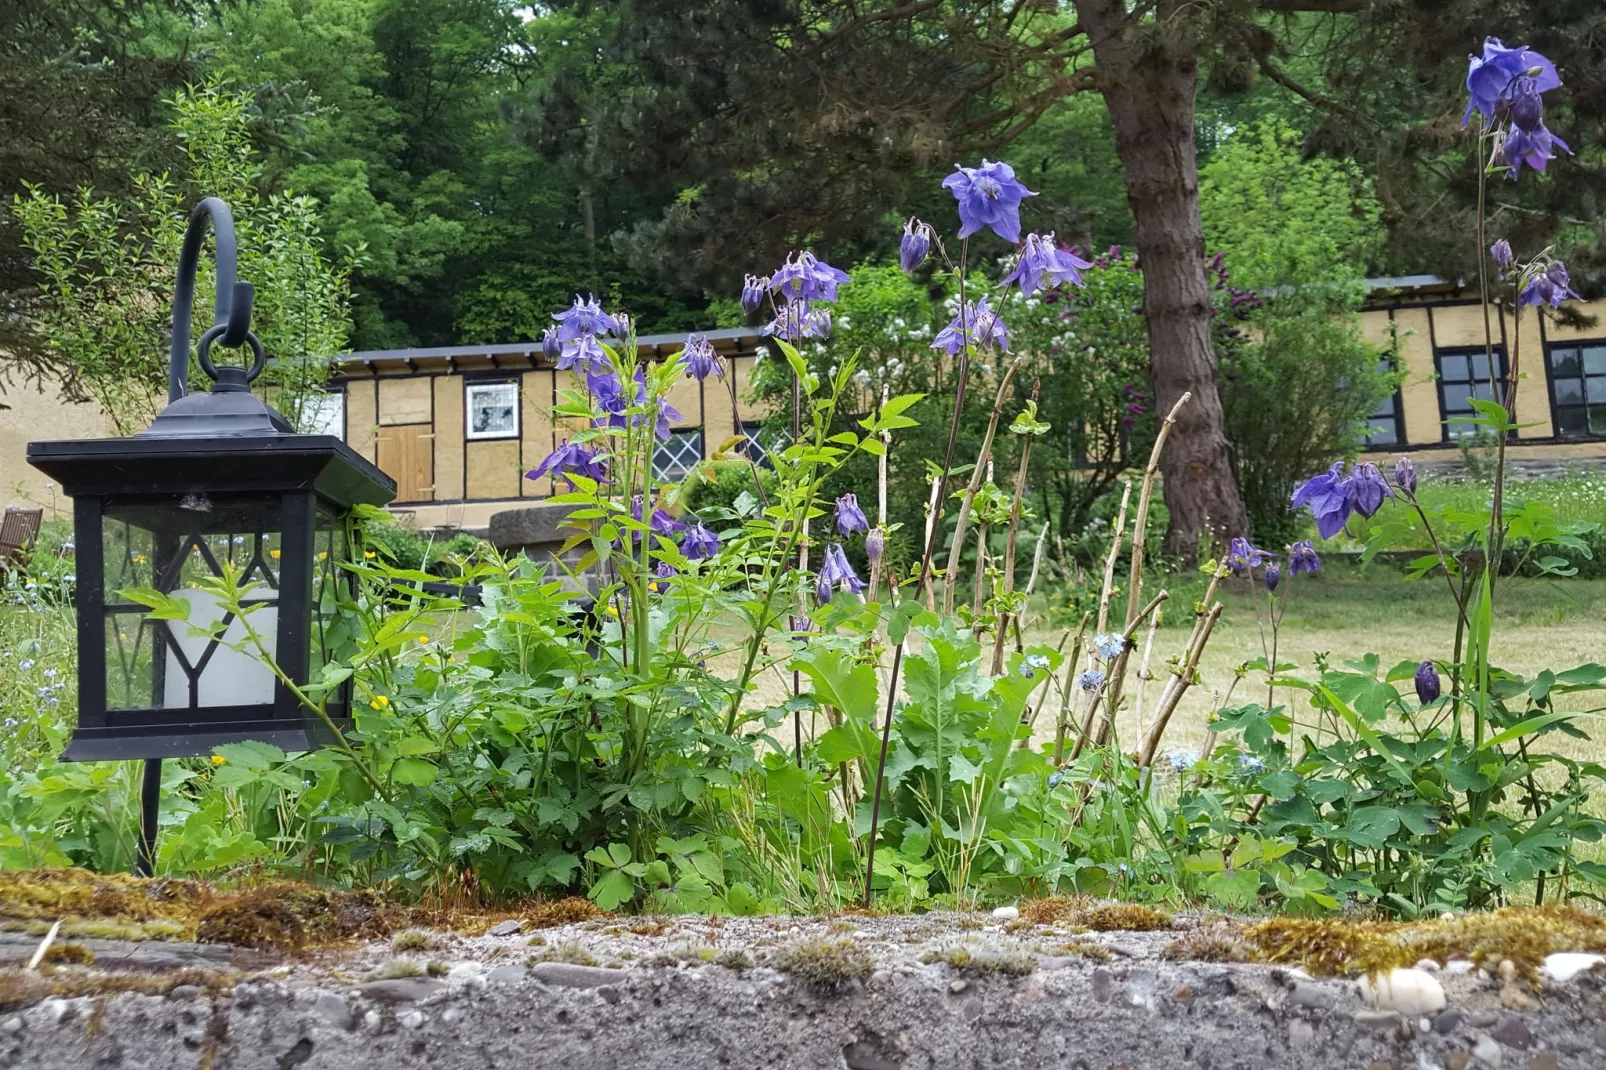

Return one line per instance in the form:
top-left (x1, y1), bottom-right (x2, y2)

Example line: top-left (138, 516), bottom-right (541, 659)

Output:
top-left (653, 430), bottom-right (704, 481)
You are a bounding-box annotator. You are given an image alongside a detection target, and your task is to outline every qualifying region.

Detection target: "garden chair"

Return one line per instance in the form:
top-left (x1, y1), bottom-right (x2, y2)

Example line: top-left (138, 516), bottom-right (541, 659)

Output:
top-left (0, 506), bottom-right (44, 578)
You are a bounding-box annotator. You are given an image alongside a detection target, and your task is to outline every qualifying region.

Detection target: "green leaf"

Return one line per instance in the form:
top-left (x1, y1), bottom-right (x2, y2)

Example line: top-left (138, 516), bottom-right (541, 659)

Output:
top-left (393, 735), bottom-right (439, 757)
top-left (116, 587), bottom-right (192, 619)
top-left (212, 740), bottom-right (286, 771)
top-left (390, 757), bottom-right (437, 787)
top-left (588, 868), bottom-right (634, 911)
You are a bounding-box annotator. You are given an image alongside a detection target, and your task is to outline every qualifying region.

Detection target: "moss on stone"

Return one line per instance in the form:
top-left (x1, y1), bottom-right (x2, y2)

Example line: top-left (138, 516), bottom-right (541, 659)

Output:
top-left (773, 937), bottom-right (873, 989)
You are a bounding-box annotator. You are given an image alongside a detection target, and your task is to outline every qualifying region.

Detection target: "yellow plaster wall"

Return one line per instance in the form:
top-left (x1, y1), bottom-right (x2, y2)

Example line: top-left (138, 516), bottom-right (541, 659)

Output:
top-left (346, 378), bottom-right (378, 463)
top-left (1391, 308), bottom-right (1441, 446)
top-left (1511, 307), bottom-right (1553, 438)
top-left (522, 370), bottom-right (554, 498)
top-left (465, 439), bottom-right (522, 501)
top-left (377, 377), bottom-right (432, 425)
top-left (433, 376), bottom-right (465, 501)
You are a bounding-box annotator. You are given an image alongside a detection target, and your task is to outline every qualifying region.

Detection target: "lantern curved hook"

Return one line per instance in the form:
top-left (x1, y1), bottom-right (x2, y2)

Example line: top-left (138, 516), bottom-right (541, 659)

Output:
top-left (168, 197), bottom-right (257, 403)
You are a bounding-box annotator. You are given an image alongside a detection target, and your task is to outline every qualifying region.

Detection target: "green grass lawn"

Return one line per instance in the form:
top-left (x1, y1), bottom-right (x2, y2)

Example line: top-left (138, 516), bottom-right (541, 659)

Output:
top-left (1340, 471), bottom-right (1606, 553)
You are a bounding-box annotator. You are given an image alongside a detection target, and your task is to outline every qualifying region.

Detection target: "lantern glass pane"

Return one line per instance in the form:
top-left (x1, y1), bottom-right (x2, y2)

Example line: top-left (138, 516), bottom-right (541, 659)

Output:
top-left (101, 498), bottom-right (283, 712)
top-left (311, 508), bottom-right (357, 712)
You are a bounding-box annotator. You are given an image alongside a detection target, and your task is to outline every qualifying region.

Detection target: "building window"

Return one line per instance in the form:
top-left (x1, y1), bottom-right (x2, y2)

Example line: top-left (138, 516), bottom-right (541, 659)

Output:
top-left (652, 429), bottom-right (704, 481)
top-left (1547, 341), bottom-right (1606, 439)
top-left (739, 421), bottom-right (777, 469)
top-left (303, 390), bottom-right (345, 440)
top-left (1363, 359), bottom-right (1403, 448)
top-left (1435, 347), bottom-right (1508, 440)
top-left (465, 381), bottom-right (519, 440)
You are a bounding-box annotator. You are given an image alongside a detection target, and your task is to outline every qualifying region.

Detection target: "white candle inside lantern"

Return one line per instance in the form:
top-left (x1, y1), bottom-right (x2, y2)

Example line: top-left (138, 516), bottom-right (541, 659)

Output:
top-left (162, 588), bottom-right (278, 708)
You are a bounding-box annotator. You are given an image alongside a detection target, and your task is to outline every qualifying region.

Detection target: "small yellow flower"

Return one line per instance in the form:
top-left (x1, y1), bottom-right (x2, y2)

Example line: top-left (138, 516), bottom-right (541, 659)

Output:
top-left (370, 694), bottom-right (390, 710)
top-left (270, 548), bottom-right (281, 560)
top-left (364, 551), bottom-right (376, 559)
top-left (604, 604), bottom-right (619, 616)
top-left (210, 755), bottom-right (226, 766)
top-left (415, 635), bottom-right (428, 644)
top-left (317, 551), bottom-right (328, 560)
top-left (132, 554), bottom-right (147, 565)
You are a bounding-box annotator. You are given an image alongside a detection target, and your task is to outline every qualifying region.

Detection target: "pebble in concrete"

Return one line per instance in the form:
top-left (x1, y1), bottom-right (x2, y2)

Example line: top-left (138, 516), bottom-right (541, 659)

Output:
top-left (1490, 1017), bottom-right (1533, 1050)
top-left (1471, 1034), bottom-right (1503, 1066)
top-left (1355, 968), bottom-right (1446, 1016)
top-left (313, 992), bottom-right (354, 1030)
top-left (1539, 953), bottom-right (1604, 983)
top-left (527, 963), bottom-right (625, 990)
top-left (487, 920), bottom-right (523, 937)
top-left (356, 979), bottom-right (445, 1003)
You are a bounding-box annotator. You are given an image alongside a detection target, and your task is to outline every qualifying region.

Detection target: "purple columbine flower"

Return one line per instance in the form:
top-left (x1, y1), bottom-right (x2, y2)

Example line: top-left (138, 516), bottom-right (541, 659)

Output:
top-left (1520, 260), bottom-right (1581, 309)
top-left (527, 439), bottom-right (609, 486)
top-left (931, 297), bottom-right (1009, 357)
top-left (1290, 462), bottom-right (1352, 540)
top-left (1347, 462), bottom-right (1391, 519)
top-left (1462, 37), bottom-right (1561, 128)
top-left (680, 334), bottom-right (723, 381)
top-left (558, 332), bottom-right (610, 374)
top-left (764, 303), bottom-right (833, 342)
top-left (1394, 457), bottom-right (1417, 495)
top-left (1509, 77), bottom-right (1545, 132)
top-left (942, 159), bottom-right (1036, 243)
top-left (680, 522), bottom-right (720, 560)
top-left (650, 561), bottom-right (677, 592)
top-left (1414, 659), bottom-right (1441, 705)
top-left (1490, 239), bottom-right (1513, 269)
top-left (865, 528), bottom-right (885, 565)
top-left (900, 219), bottom-right (933, 273)
top-left (553, 293), bottom-right (621, 343)
top-left (631, 495), bottom-right (686, 538)
top-left (1225, 537), bottom-right (1275, 577)
top-left (1003, 232), bottom-right (1094, 295)
top-left (1288, 540), bottom-right (1322, 575)
top-left (541, 325), bottom-right (561, 363)
top-left (1264, 565), bottom-right (1281, 593)
top-left (741, 274), bottom-right (769, 314)
top-left (815, 543), bottom-right (865, 604)
top-left (770, 252), bottom-right (850, 304)
top-left (1503, 122), bottom-right (1571, 180)
top-left (590, 369), bottom-right (682, 440)
top-left (835, 493), bottom-right (869, 536)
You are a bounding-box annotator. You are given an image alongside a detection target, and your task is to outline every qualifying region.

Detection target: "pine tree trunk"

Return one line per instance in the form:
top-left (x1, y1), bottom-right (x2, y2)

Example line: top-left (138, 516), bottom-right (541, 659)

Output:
top-left (1073, 0), bottom-right (1249, 557)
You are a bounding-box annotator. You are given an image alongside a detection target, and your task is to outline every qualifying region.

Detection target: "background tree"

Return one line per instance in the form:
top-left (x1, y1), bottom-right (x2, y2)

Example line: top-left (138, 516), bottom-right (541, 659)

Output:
top-left (12, 85), bottom-right (356, 434)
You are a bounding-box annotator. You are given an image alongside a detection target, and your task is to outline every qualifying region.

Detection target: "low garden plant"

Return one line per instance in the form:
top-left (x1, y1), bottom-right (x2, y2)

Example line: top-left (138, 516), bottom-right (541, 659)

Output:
top-left (3, 31), bottom-right (1604, 925)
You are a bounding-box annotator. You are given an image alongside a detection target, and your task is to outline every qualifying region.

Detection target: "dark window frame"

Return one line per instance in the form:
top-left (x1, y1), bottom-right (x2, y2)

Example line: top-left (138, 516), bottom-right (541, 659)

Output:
top-left (1362, 358), bottom-right (1405, 450)
top-left (652, 428), bottom-right (705, 482)
top-left (1434, 346), bottom-right (1510, 443)
top-left (1544, 339), bottom-right (1606, 441)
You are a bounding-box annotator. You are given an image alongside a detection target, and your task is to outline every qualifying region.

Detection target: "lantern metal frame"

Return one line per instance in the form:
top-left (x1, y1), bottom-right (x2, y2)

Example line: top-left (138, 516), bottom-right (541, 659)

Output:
top-left (26, 197), bottom-right (395, 873)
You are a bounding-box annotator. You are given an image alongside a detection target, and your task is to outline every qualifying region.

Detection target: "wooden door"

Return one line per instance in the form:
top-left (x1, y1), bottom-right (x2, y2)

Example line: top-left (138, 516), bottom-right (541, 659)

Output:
top-left (376, 424), bottom-right (435, 502)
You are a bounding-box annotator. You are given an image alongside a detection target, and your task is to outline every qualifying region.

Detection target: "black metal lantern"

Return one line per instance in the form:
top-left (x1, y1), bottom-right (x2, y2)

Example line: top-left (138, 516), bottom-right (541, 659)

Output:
top-left (26, 198), bottom-right (394, 869)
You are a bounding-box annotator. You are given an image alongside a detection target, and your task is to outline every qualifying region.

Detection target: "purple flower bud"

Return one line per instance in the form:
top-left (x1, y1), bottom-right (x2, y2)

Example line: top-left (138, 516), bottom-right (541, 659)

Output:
top-left (1490, 239), bottom-right (1513, 268)
top-left (541, 325), bottom-right (561, 363)
top-left (1394, 457), bottom-right (1417, 495)
top-left (1225, 536), bottom-right (1274, 577)
top-left (1264, 565), bottom-right (1281, 593)
top-left (900, 219), bottom-right (933, 273)
top-left (815, 542), bottom-right (865, 604)
top-left (679, 334), bottom-right (723, 381)
top-left (865, 528), bottom-right (885, 565)
top-left (1509, 77), bottom-right (1544, 132)
top-left (1414, 660), bottom-right (1441, 705)
top-left (741, 274), bottom-right (769, 314)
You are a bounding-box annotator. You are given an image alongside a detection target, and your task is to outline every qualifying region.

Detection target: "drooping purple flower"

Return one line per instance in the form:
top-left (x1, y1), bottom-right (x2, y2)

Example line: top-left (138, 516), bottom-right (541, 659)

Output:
top-left (741, 274), bottom-right (769, 315)
top-left (1394, 457), bottom-right (1417, 496)
top-left (527, 439), bottom-right (609, 486)
top-left (1490, 239), bottom-right (1513, 269)
top-left (931, 297), bottom-right (1008, 356)
top-left (1508, 77), bottom-right (1545, 132)
top-left (1290, 462), bottom-right (1353, 540)
top-left (680, 522), bottom-right (720, 560)
top-left (650, 561), bottom-right (677, 591)
top-left (631, 495), bottom-right (686, 538)
top-left (1503, 122), bottom-right (1571, 180)
top-left (552, 293), bottom-right (621, 342)
top-left (900, 219), bottom-right (933, 273)
top-left (680, 334), bottom-right (723, 381)
top-left (1520, 260), bottom-right (1581, 308)
top-left (1225, 537), bottom-right (1274, 577)
top-left (942, 159), bottom-right (1036, 243)
top-left (835, 493), bottom-right (869, 536)
top-left (815, 543), bottom-right (865, 604)
top-left (1264, 565), bottom-right (1281, 593)
top-left (590, 368), bottom-right (681, 440)
top-left (1347, 462), bottom-right (1391, 519)
top-left (1462, 37), bottom-right (1561, 128)
top-left (764, 303), bottom-right (832, 342)
top-left (1414, 659), bottom-right (1441, 705)
top-left (541, 325), bottom-right (561, 363)
top-left (769, 252), bottom-right (850, 304)
top-left (1288, 540), bottom-right (1322, 575)
top-left (1003, 232), bottom-right (1094, 295)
